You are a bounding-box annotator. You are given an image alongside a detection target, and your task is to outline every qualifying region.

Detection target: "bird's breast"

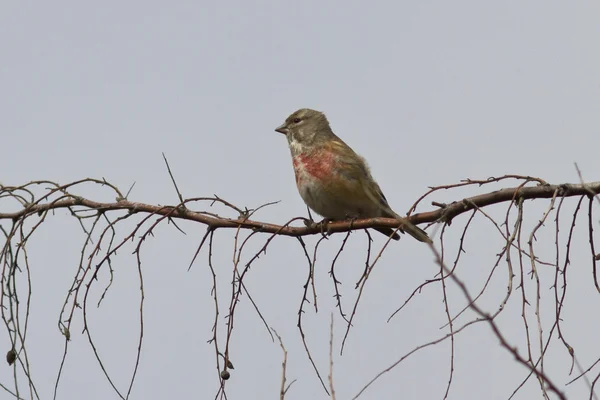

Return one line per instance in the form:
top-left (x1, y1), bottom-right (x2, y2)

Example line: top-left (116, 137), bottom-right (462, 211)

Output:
top-left (291, 150), bottom-right (334, 186)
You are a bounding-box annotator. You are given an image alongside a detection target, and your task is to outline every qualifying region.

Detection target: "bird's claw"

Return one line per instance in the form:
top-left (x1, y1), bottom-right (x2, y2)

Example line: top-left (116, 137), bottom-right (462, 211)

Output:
top-left (302, 217), bottom-right (315, 228)
top-left (303, 218), bottom-right (332, 238)
top-left (318, 218), bottom-right (332, 238)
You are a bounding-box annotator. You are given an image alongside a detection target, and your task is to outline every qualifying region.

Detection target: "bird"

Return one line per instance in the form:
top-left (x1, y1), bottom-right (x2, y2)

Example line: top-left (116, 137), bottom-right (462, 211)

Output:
top-left (275, 108), bottom-right (431, 243)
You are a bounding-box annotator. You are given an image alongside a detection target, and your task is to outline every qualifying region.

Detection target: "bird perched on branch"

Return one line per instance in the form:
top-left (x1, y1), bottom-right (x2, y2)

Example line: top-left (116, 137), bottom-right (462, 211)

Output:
top-left (275, 108), bottom-right (431, 243)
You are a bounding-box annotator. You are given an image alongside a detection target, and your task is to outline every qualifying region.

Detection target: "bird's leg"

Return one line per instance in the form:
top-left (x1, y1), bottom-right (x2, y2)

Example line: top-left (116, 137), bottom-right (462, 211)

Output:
top-left (302, 206), bottom-right (316, 227)
top-left (308, 217), bottom-right (332, 238)
top-left (344, 214), bottom-right (359, 235)
top-left (312, 217), bottom-right (332, 237)
top-left (301, 207), bottom-right (332, 238)
top-left (318, 217), bottom-right (333, 237)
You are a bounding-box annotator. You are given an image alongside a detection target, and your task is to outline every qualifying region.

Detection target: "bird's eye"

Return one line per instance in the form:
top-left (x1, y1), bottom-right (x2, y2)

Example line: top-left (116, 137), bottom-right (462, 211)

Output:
top-left (291, 117), bottom-right (301, 124)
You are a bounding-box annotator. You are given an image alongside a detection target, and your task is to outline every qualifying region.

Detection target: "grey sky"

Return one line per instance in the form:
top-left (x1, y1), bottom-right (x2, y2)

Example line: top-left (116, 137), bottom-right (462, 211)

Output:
top-left (1, 1), bottom-right (599, 399)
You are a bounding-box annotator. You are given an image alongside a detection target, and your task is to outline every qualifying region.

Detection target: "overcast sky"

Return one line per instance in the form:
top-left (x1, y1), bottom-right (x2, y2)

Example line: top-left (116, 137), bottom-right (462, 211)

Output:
top-left (1, 2), bottom-right (600, 399)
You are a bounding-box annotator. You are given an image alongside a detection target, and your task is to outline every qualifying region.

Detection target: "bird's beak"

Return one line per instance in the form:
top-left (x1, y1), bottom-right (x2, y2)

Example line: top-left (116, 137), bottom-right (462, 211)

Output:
top-left (275, 123), bottom-right (288, 135)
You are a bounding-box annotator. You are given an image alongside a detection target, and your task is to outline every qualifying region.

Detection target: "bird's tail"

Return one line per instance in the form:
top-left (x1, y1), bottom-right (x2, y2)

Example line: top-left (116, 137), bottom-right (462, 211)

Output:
top-left (382, 208), bottom-right (433, 243)
top-left (400, 220), bottom-right (432, 244)
top-left (374, 227), bottom-right (401, 241)
top-left (374, 219), bottom-right (432, 243)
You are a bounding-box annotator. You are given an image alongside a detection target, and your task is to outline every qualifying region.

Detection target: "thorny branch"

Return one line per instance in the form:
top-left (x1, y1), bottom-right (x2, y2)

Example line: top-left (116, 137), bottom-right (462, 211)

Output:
top-left (2, 180), bottom-right (599, 240)
top-left (0, 174), bottom-right (599, 399)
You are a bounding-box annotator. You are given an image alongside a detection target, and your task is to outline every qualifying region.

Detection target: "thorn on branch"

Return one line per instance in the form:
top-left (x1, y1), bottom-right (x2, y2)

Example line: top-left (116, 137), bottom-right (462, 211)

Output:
top-left (124, 181), bottom-right (136, 200)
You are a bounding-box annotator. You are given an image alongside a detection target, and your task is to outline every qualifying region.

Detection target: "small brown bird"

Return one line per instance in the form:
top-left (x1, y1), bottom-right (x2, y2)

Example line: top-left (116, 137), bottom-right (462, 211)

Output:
top-left (275, 108), bottom-right (431, 243)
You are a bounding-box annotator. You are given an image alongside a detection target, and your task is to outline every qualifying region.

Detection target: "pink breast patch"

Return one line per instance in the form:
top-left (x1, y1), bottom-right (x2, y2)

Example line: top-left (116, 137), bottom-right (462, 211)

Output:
top-left (293, 150), bottom-right (334, 185)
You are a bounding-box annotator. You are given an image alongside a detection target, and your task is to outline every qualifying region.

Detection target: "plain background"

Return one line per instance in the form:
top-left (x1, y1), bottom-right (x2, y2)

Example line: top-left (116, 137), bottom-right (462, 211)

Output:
top-left (1, 1), bottom-right (599, 399)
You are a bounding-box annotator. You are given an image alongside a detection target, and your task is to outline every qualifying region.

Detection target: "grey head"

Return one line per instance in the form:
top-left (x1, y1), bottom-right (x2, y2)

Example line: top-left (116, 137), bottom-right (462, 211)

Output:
top-left (275, 108), bottom-right (336, 147)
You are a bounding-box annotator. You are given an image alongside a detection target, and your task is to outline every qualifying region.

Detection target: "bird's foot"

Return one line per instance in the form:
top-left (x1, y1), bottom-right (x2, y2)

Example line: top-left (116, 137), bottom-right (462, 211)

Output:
top-left (344, 215), bottom-right (359, 229)
top-left (302, 206), bottom-right (318, 227)
top-left (303, 217), bottom-right (332, 238)
top-left (318, 218), bottom-right (333, 238)
top-left (302, 217), bottom-right (315, 228)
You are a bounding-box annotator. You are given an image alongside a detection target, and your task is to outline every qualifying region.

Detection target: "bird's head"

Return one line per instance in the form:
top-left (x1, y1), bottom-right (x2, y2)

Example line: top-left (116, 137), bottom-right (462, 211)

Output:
top-left (275, 108), bottom-right (334, 152)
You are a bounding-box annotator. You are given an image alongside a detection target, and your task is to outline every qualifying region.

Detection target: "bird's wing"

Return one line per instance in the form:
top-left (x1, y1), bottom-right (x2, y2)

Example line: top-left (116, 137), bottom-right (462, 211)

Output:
top-left (328, 139), bottom-right (432, 243)
top-left (328, 139), bottom-right (398, 217)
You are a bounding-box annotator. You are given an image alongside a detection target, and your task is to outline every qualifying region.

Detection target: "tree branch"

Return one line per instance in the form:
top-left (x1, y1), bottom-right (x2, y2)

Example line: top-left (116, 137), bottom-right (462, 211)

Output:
top-left (1, 181), bottom-right (598, 239)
